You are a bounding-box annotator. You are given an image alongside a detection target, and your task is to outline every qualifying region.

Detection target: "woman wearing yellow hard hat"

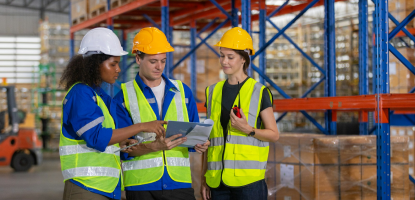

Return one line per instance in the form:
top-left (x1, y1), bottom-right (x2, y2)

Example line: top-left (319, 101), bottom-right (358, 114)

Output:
top-left (201, 27), bottom-right (279, 200)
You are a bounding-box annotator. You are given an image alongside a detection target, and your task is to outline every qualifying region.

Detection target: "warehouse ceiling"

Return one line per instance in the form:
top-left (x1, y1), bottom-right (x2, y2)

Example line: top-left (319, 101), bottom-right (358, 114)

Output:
top-left (0, 0), bottom-right (69, 14)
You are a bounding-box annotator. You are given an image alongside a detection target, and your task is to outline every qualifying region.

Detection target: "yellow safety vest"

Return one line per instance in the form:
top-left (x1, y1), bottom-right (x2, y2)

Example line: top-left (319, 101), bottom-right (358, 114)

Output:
top-left (59, 83), bottom-right (121, 193)
top-left (121, 79), bottom-right (192, 187)
top-left (205, 78), bottom-right (270, 188)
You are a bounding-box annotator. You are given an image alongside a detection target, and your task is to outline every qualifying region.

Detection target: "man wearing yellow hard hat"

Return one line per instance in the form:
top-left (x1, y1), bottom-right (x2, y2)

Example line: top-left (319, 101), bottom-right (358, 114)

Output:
top-left (114, 27), bottom-right (210, 200)
top-left (201, 27), bottom-right (279, 200)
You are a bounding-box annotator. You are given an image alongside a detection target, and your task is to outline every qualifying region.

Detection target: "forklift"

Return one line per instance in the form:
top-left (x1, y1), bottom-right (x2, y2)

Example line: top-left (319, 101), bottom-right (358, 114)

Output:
top-left (0, 85), bottom-right (42, 171)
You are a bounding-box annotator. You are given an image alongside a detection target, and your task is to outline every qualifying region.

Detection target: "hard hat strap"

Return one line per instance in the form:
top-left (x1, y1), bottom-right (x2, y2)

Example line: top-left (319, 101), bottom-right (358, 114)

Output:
top-left (83, 51), bottom-right (102, 58)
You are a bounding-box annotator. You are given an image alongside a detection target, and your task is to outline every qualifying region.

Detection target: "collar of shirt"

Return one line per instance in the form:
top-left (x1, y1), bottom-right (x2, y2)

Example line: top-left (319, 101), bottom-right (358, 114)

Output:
top-left (92, 84), bottom-right (118, 128)
top-left (134, 73), bottom-right (181, 120)
top-left (91, 85), bottom-right (104, 97)
top-left (134, 73), bottom-right (180, 93)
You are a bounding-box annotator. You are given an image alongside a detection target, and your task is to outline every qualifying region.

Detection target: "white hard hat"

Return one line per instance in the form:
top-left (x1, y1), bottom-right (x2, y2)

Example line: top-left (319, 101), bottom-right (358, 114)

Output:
top-left (78, 28), bottom-right (128, 56)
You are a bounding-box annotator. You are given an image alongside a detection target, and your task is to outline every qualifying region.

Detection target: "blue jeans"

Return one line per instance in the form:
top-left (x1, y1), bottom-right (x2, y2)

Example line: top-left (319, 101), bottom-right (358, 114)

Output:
top-left (210, 180), bottom-right (268, 200)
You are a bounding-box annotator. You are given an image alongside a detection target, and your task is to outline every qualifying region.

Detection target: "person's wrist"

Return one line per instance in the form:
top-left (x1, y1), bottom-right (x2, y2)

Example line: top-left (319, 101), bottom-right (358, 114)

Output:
top-left (145, 142), bottom-right (157, 152)
top-left (135, 123), bottom-right (144, 132)
top-left (244, 125), bottom-right (252, 134)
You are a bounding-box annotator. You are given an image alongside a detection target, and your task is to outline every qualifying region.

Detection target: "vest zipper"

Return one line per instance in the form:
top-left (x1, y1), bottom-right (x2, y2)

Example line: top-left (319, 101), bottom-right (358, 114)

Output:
top-left (163, 150), bottom-right (166, 166)
top-left (219, 123), bottom-right (230, 183)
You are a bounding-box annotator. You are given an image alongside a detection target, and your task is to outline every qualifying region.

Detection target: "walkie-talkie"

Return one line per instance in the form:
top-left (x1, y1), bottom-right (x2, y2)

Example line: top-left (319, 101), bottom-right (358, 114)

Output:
top-left (232, 81), bottom-right (242, 118)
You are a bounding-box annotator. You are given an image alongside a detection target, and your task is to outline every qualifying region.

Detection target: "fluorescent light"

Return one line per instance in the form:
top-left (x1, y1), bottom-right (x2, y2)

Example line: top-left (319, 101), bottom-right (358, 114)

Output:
top-left (16, 61), bottom-right (39, 66)
top-left (0, 61), bottom-right (14, 66)
top-left (16, 67), bottom-right (34, 72)
top-left (16, 49), bottom-right (41, 55)
top-left (0, 55), bottom-right (15, 60)
top-left (1, 73), bottom-right (16, 77)
top-left (0, 43), bottom-right (15, 48)
top-left (15, 73), bottom-right (33, 78)
top-left (16, 55), bottom-right (41, 60)
top-left (16, 37), bottom-right (41, 43)
top-left (0, 67), bottom-right (15, 71)
top-left (0, 37), bottom-right (16, 42)
top-left (0, 49), bottom-right (16, 54)
top-left (16, 44), bottom-right (41, 49)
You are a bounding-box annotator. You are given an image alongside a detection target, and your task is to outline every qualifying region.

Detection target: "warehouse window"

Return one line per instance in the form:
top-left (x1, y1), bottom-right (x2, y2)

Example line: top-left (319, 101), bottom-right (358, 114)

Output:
top-left (0, 36), bottom-right (40, 84)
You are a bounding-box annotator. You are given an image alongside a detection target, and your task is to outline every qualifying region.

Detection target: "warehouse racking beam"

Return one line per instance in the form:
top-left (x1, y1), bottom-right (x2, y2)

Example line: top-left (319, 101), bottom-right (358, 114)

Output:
top-left (258, 0), bottom-right (266, 85)
top-left (241, 0), bottom-right (252, 76)
top-left (358, 0), bottom-right (368, 135)
top-left (374, 0), bottom-right (390, 196)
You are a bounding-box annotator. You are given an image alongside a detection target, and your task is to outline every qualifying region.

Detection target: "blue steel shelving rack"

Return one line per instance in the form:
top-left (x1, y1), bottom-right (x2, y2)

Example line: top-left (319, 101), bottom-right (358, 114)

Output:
top-left (67, 0), bottom-right (415, 198)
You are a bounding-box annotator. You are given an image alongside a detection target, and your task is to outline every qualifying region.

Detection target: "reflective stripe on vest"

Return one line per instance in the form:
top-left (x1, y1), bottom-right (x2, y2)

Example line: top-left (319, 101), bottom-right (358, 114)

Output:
top-left (207, 160), bottom-right (267, 171)
top-left (121, 79), bottom-right (191, 187)
top-left (166, 157), bottom-right (191, 167)
top-left (210, 135), bottom-right (268, 147)
top-left (62, 166), bottom-right (120, 180)
top-left (59, 83), bottom-right (121, 193)
top-left (122, 158), bottom-right (164, 171)
top-left (60, 144), bottom-right (120, 157)
top-left (205, 78), bottom-right (270, 188)
top-left (125, 81), bottom-right (142, 125)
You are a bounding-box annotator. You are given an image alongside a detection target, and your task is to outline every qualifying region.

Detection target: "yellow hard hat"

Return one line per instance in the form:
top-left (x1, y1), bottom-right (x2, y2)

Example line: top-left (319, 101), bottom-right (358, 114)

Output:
top-left (132, 27), bottom-right (174, 54)
top-left (214, 27), bottom-right (255, 55)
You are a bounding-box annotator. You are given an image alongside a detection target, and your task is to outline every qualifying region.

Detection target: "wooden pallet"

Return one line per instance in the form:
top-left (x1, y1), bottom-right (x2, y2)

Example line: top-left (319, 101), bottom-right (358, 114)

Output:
top-left (111, 0), bottom-right (132, 9)
top-left (89, 6), bottom-right (107, 18)
top-left (72, 15), bottom-right (87, 26)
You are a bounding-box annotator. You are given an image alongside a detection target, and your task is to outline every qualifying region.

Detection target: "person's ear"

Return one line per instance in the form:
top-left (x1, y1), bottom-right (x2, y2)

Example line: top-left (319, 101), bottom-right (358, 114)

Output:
top-left (136, 54), bottom-right (141, 65)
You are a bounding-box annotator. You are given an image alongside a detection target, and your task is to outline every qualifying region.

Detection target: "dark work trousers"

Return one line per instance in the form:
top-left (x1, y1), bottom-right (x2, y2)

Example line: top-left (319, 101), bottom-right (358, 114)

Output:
top-left (210, 180), bottom-right (268, 200)
top-left (125, 188), bottom-right (196, 200)
top-left (63, 180), bottom-right (113, 200)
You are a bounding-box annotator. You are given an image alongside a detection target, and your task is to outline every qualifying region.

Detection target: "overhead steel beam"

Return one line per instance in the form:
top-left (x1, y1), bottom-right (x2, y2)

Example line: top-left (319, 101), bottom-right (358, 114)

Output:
top-left (0, 1), bottom-right (69, 14)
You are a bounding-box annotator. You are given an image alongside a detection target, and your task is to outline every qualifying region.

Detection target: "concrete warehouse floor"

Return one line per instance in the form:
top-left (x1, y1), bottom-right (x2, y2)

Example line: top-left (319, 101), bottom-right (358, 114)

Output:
top-left (0, 153), bottom-right (63, 200)
top-left (0, 152), bottom-right (202, 200)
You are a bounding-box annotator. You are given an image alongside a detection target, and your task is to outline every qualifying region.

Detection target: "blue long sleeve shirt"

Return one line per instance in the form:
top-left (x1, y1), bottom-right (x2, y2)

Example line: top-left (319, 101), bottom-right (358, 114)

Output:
top-left (114, 73), bottom-right (200, 191)
top-left (61, 83), bottom-right (125, 200)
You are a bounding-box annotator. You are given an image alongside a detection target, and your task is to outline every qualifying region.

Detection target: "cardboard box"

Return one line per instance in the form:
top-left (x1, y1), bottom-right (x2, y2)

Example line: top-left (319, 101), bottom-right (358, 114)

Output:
top-left (313, 135), bottom-right (410, 200)
top-left (89, 0), bottom-right (107, 18)
top-left (71, 0), bottom-right (88, 25)
top-left (267, 133), bottom-right (323, 200)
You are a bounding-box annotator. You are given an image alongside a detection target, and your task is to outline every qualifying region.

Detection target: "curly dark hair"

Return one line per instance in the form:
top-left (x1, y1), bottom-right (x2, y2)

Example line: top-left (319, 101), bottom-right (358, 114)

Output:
top-left (60, 54), bottom-right (112, 90)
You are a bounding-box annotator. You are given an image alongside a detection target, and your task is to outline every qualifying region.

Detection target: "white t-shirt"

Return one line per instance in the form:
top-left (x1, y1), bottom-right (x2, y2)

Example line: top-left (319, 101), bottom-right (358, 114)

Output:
top-left (150, 78), bottom-right (166, 117)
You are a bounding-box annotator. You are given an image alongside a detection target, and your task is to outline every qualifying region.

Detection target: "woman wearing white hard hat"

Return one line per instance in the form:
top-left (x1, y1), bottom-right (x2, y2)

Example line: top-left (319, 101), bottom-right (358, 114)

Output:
top-left (59, 27), bottom-right (167, 200)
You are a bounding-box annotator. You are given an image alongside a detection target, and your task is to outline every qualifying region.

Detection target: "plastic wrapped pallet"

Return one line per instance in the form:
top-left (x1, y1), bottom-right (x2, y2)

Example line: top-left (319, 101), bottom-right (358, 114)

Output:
top-left (391, 126), bottom-right (415, 200)
top-left (266, 133), bottom-right (323, 200)
top-left (314, 135), bottom-right (410, 199)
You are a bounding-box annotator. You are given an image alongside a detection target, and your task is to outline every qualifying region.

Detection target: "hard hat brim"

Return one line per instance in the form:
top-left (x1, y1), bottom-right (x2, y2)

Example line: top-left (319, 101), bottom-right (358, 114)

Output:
top-left (214, 43), bottom-right (255, 55)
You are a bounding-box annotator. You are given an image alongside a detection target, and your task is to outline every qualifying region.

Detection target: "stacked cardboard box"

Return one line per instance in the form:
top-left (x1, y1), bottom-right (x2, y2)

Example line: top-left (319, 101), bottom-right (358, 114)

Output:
top-left (389, 49), bottom-right (415, 93)
top-left (110, 0), bottom-right (131, 9)
top-left (89, 0), bottom-right (107, 18)
top-left (391, 126), bottom-right (415, 200)
top-left (314, 135), bottom-right (409, 199)
top-left (389, 0), bottom-right (415, 29)
top-left (266, 133), bottom-right (323, 200)
top-left (267, 134), bottom-right (411, 199)
top-left (172, 44), bottom-right (221, 101)
top-left (71, 0), bottom-right (88, 25)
